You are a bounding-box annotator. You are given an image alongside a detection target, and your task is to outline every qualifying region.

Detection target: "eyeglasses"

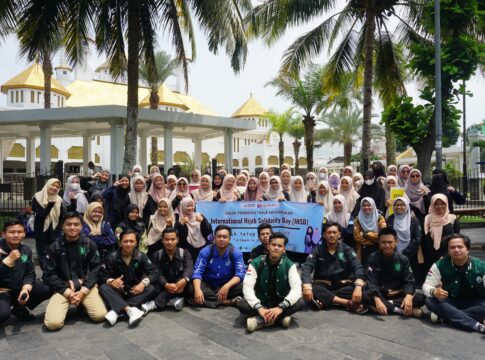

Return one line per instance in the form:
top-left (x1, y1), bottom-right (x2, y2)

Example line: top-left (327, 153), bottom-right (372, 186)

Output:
top-left (402, 170), bottom-right (410, 173)
top-left (410, 174), bottom-right (420, 178)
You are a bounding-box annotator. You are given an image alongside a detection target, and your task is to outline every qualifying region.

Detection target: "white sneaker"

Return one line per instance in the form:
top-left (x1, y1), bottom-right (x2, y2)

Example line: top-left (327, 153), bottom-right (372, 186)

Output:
top-left (172, 297), bottom-right (184, 311)
top-left (141, 301), bottom-right (157, 315)
top-left (105, 310), bottom-right (118, 326)
top-left (127, 307), bottom-right (144, 327)
top-left (246, 316), bottom-right (267, 333)
top-left (280, 315), bottom-right (292, 329)
top-left (430, 312), bottom-right (439, 323)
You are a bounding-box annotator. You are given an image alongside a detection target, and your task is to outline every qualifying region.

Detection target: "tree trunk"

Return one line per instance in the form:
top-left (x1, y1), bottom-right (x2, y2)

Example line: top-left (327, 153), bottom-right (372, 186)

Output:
top-left (385, 124), bottom-right (396, 166)
top-left (361, 10), bottom-right (376, 172)
top-left (293, 140), bottom-right (301, 172)
top-left (343, 142), bottom-right (352, 166)
top-left (42, 52), bottom-right (52, 109)
top-left (123, 1), bottom-right (141, 174)
top-left (278, 134), bottom-right (284, 167)
top-left (150, 89), bottom-right (159, 166)
top-left (303, 114), bottom-right (315, 171)
top-left (414, 135), bottom-right (435, 183)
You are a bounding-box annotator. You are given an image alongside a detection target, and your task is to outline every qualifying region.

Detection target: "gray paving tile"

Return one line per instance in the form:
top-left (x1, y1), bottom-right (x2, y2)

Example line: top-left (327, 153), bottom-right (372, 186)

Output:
top-left (15, 345), bottom-right (60, 360)
top-left (6, 329), bottom-right (47, 352)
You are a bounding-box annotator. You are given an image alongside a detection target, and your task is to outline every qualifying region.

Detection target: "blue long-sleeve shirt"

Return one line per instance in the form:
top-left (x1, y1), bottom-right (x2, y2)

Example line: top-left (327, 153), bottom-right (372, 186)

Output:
top-left (81, 221), bottom-right (116, 247)
top-left (192, 244), bottom-right (246, 289)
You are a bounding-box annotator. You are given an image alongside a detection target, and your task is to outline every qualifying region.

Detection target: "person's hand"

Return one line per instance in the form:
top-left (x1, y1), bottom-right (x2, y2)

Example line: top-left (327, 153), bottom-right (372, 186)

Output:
top-left (166, 218), bottom-right (173, 227)
top-left (265, 307), bottom-right (283, 323)
top-left (194, 287), bottom-right (204, 305)
top-left (131, 282), bottom-right (145, 295)
top-left (165, 283), bottom-right (178, 294)
top-left (92, 173), bottom-right (100, 179)
top-left (258, 307), bottom-right (269, 321)
top-left (401, 294), bottom-right (413, 316)
top-left (331, 189), bottom-right (338, 195)
top-left (375, 297), bottom-right (388, 315)
top-left (303, 288), bottom-right (313, 302)
top-left (176, 193), bottom-right (183, 199)
top-left (352, 286), bottom-right (362, 303)
top-left (6, 249), bottom-right (20, 263)
top-left (175, 279), bottom-right (187, 293)
top-left (18, 289), bottom-right (30, 305)
top-left (317, 200), bottom-right (324, 206)
top-left (433, 284), bottom-right (448, 301)
top-left (71, 291), bottom-right (86, 306)
top-left (110, 275), bottom-right (124, 290)
top-left (180, 216), bottom-right (188, 225)
top-left (195, 214), bottom-right (203, 222)
top-left (113, 180), bottom-right (119, 187)
top-left (217, 284), bottom-right (230, 303)
top-left (385, 199), bottom-right (392, 207)
top-left (68, 191), bottom-right (76, 200)
top-left (219, 198), bottom-right (227, 203)
top-left (447, 186), bottom-right (454, 192)
top-left (68, 292), bottom-right (78, 305)
top-left (278, 195), bottom-right (285, 201)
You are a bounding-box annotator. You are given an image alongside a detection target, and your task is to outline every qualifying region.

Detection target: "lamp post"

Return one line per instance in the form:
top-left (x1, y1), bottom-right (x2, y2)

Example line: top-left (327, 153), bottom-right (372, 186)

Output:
top-left (462, 80), bottom-right (468, 195)
top-left (434, 0), bottom-right (443, 170)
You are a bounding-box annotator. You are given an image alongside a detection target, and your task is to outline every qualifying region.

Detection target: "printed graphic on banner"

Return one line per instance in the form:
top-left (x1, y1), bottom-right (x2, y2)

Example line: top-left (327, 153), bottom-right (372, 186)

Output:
top-left (196, 201), bottom-right (325, 253)
top-left (388, 188), bottom-right (405, 216)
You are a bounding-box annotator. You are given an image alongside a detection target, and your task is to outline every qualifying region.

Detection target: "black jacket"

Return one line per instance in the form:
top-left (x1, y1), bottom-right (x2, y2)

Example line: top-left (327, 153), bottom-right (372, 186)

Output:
top-left (386, 214), bottom-right (421, 259)
top-left (32, 197), bottom-right (76, 244)
top-left (175, 215), bottom-right (213, 249)
top-left (43, 234), bottom-right (100, 294)
top-left (151, 247), bottom-right (193, 288)
top-left (100, 248), bottom-right (158, 287)
top-left (0, 239), bottom-right (35, 291)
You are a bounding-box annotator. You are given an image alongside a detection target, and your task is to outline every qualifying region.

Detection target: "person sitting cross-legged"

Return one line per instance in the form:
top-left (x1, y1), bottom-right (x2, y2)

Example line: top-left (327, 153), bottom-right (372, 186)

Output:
top-left (142, 227), bottom-right (193, 314)
top-left (248, 223), bottom-right (272, 263)
top-left (187, 225), bottom-right (246, 308)
top-left (423, 233), bottom-right (485, 333)
top-left (301, 222), bottom-right (367, 314)
top-left (99, 229), bottom-right (158, 327)
top-left (237, 232), bottom-right (304, 332)
top-left (362, 227), bottom-right (425, 317)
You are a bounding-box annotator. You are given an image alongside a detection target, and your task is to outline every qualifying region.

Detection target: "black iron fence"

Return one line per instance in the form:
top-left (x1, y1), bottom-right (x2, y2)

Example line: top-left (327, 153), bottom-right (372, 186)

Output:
top-left (448, 167), bottom-right (485, 210)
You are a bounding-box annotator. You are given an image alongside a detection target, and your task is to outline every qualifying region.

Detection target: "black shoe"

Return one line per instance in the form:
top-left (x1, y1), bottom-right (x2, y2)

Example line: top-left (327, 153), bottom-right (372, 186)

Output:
top-left (11, 307), bottom-right (35, 321)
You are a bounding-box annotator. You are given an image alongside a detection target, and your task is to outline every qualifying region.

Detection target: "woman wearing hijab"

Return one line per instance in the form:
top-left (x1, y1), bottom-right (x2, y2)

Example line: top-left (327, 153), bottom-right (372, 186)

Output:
top-left (190, 170), bottom-right (201, 185)
top-left (371, 161), bottom-right (386, 179)
top-left (129, 175), bottom-right (149, 217)
top-left (343, 166), bottom-right (353, 178)
top-left (103, 174), bottom-right (132, 229)
top-left (214, 174), bottom-right (240, 202)
top-left (80, 169), bottom-right (111, 199)
top-left (62, 175), bottom-right (89, 215)
top-left (323, 195), bottom-right (354, 247)
top-left (352, 173), bottom-right (364, 192)
top-left (353, 197), bottom-right (387, 266)
top-left (338, 176), bottom-right (360, 214)
top-left (405, 169), bottom-right (430, 227)
top-left (243, 177), bottom-right (263, 201)
top-left (429, 169), bottom-right (466, 213)
top-left (240, 169), bottom-right (250, 180)
top-left (144, 173), bottom-right (169, 225)
top-left (397, 165), bottom-right (411, 187)
top-left (258, 172), bottom-right (270, 195)
top-left (175, 198), bottom-right (213, 260)
top-left (82, 202), bottom-right (117, 262)
top-left (305, 172), bottom-right (318, 194)
top-left (212, 173), bottom-right (224, 192)
top-left (383, 175), bottom-right (401, 217)
top-left (317, 167), bottom-right (328, 181)
top-left (169, 177), bottom-right (191, 214)
top-left (166, 174), bottom-right (178, 198)
top-left (146, 198), bottom-right (176, 258)
top-left (355, 170), bottom-right (386, 216)
top-left (309, 181), bottom-right (334, 210)
top-left (386, 165), bottom-right (398, 177)
top-left (328, 173), bottom-right (340, 195)
top-left (32, 178), bottom-right (74, 270)
top-left (263, 176), bottom-right (289, 201)
top-left (280, 169), bottom-right (292, 193)
top-left (423, 194), bottom-right (460, 269)
top-left (115, 204), bottom-right (147, 244)
top-left (191, 174), bottom-right (214, 202)
top-left (386, 197), bottom-right (423, 284)
top-left (235, 174), bottom-right (247, 195)
top-left (289, 176), bottom-right (307, 202)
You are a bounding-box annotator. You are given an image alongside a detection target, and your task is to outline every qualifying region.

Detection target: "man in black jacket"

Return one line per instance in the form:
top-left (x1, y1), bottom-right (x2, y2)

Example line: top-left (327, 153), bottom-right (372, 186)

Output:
top-left (142, 227), bottom-right (193, 313)
top-left (301, 223), bottom-right (366, 314)
top-left (0, 220), bottom-right (51, 325)
top-left (43, 212), bottom-right (107, 330)
top-left (362, 227), bottom-right (425, 317)
top-left (99, 229), bottom-right (158, 327)
top-left (249, 223), bottom-right (272, 262)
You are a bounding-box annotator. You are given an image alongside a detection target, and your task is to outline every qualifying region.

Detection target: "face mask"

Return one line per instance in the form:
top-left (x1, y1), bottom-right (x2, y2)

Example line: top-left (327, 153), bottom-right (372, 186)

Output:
top-left (318, 173), bottom-right (328, 181)
top-left (355, 180), bottom-right (364, 187)
top-left (365, 179), bottom-right (374, 186)
top-left (70, 183), bottom-right (80, 191)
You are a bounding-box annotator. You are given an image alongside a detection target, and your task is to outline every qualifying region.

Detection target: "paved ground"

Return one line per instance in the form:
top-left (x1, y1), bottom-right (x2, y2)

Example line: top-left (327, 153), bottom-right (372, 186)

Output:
top-left (1, 228), bottom-right (484, 360)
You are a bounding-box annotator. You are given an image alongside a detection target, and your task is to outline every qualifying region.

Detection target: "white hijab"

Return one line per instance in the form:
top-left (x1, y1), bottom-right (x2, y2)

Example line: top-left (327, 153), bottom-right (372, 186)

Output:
top-left (62, 175), bottom-right (88, 214)
top-left (315, 180), bottom-right (334, 209)
top-left (129, 174), bottom-right (149, 215)
top-left (338, 176), bottom-right (360, 214)
top-left (180, 198), bottom-right (206, 248)
top-left (289, 176), bottom-right (307, 202)
top-left (326, 195), bottom-right (350, 228)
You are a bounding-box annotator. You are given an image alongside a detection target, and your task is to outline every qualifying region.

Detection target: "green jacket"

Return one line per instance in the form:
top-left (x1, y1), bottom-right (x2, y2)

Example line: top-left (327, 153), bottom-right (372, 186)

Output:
top-left (436, 256), bottom-right (485, 298)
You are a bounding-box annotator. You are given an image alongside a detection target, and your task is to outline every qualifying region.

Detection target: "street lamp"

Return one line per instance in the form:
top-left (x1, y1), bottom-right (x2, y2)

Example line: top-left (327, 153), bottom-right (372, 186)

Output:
top-left (434, 0), bottom-right (443, 170)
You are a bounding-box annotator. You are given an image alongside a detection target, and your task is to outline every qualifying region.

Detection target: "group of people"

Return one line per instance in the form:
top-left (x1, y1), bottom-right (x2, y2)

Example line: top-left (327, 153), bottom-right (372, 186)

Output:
top-left (1, 161), bottom-right (483, 335)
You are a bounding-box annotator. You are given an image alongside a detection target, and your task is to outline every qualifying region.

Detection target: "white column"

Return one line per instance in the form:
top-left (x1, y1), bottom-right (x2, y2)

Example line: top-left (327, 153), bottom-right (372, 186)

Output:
top-left (0, 140), bottom-right (3, 183)
top-left (225, 128), bottom-right (233, 173)
top-left (82, 134), bottom-right (92, 175)
top-left (194, 137), bottom-right (202, 170)
top-left (26, 137), bottom-right (36, 176)
top-left (39, 125), bottom-right (52, 174)
top-left (139, 132), bottom-right (148, 174)
top-left (163, 126), bottom-right (173, 174)
top-left (110, 121), bottom-right (125, 177)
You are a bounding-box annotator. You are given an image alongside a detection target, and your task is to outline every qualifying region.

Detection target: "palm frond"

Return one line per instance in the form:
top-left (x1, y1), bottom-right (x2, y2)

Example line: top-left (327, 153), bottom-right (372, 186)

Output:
top-left (0, 0), bottom-right (20, 41)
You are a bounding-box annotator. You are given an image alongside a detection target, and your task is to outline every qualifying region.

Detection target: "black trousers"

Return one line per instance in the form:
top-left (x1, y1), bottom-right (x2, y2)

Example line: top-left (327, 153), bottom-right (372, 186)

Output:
top-left (237, 298), bottom-right (304, 320)
top-left (186, 281), bottom-right (243, 308)
top-left (154, 288), bottom-right (190, 309)
top-left (0, 280), bottom-right (52, 325)
top-left (312, 282), bottom-right (355, 307)
top-left (99, 284), bottom-right (157, 314)
top-left (362, 289), bottom-right (426, 313)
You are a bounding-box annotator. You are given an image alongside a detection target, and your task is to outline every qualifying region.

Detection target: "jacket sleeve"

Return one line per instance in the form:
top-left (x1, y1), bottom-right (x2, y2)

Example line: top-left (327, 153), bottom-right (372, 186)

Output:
top-left (43, 243), bottom-right (68, 295)
top-left (99, 254), bottom-right (115, 285)
top-left (353, 219), bottom-right (364, 244)
top-left (191, 247), bottom-right (209, 280)
top-left (152, 252), bottom-right (168, 288)
top-left (182, 250), bottom-right (194, 280)
top-left (403, 217), bottom-right (421, 259)
top-left (233, 249), bottom-right (247, 281)
top-left (102, 185), bottom-right (116, 201)
top-left (84, 241), bottom-right (101, 289)
top-left (452, 220), bottom-right (460, 233)
top-left (22, 247), bottom-right (36, 286)
top-left (301, 247), bottom-right (318, 286)
top-left (401, 255), bottom-right (415, 295)
top-left (175, 221), bottom-right (189, 246)
top-left (171, 196), bottom-right (182, 210)
top-left (143, 196), bottom-right (156, 227)
top-left (422, 263), bottom-right (441, 297)
top-left (449, 190), bottom-right (466, 206)
top-left (283, 264), bottom-right (302, 307)
top-left (104, 222), bottom-right (116, 246)
top-left (141, 253), bottom-right (159, 285)
top-left (242, 263), bottom-right (261, 309)
top-left (65, 198), bottom-right (77, 212)
top-left (364, 255), bottom-right (381, 296)
top-left (348, 246), bottom-right (365, 281)
top-left (32, 197), bottom-right (55, 219)
top-left (200, 216), bottom-right (213, 240)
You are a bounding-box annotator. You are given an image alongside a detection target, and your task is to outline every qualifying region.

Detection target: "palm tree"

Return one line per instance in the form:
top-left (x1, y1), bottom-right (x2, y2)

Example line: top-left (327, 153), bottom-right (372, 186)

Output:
top-left (248, 0), bottom-right (421, 171)
top-left (263, 108), bottom-right (295, 167)
top-left (139, 50), bottom-right (178, 166)
top-left (266, 64), bottom-right (326, 171)
top-left (315, 107), bottom-right (383, 166)
top-left (287, 114), bottom-right (304, 172)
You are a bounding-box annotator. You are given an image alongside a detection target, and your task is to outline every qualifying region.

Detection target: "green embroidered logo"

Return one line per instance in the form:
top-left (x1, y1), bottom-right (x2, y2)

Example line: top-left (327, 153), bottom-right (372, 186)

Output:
top-left (338, 252), bottom-right (345, 260)
top-left (394, 262), bottom-right (401, 271)
top-left (80, 246), bottom-right (86, 255)
top-left (133, 262), bottom-right (139, 269)
top-left (20, 254), bottom-right (28, 263)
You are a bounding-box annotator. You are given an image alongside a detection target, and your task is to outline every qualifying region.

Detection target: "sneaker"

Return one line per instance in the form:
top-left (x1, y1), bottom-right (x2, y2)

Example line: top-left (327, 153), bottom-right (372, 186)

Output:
top-left (127, 307), bottom-right (144, 327)
top-left (141, 301), bottom-right (157, 315)
top-left (280, 315), bottom-right (292, 329)
top-left (430, 312), bottom-right (439, 323)
top-left (104, 310), bottom-right (118, 326)
top-left (172, 297), bottom-right (184, 311)
top-left (312, 299), bottom-right (324, 310)
top-left (11, 307), bottom-right (35, 321)
top-left (412, 308), bottom-right (423, 318)
top-left (246, 316), bottom-right (266, 333)
top-left (476, 323), bottom-right (485, 334)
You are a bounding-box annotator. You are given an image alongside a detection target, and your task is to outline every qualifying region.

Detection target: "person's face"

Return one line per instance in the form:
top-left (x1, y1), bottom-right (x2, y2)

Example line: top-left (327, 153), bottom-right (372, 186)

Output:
top-left (183, 201), bottom-right (194, 216)
top-left (259, 176), bottom-right (268, 187)
top-left (248, 180), bottom-right (257, 191)
top-left (389, 168), bottom-right (397, 176)
top-left (340, 179), bottom-right (349, 191)
top-left (410, 171), bottom-right (421, 184)
top-left (134, 179), bottom-right (144, 192)
top-left (200, 177), bottom-right (210, 190)
top-left (119, 177), bottom-right (130, 189)
top-left (268, 168), bottom-right (275, 176)
top-left (214, 176), bottom-right (222, 186)
top-left (120, 233), bottom-right (137, 255)
top-left (162, 232), bottom-right (179, 251)
top-left (393, 199), bottom-right (406, 215)
top-left (237, 177), bottom-right (246, 186)
top-left (99, 171), bottom-right (110, 182)
top-left (178, 180), bottom-right (188, 192)
top-left (89, 206), bottom-right (104, 223)
top-left (128, 209), bottom-right (139, 221)
top-left (433, 199), bottom-right (447, 216)
top-left (154, 177), bottom-right (164, 189)
top-left (168, 178), bottom-right (176, 189)
top-left (318, 185), bottom-right (327, 195)
top-left (294, 179), bottom-right (303, 191)
top-left (386, 179), bottom-right (396, 188)
top-left (47, 181), bottom-right (61, 195)
top-left (379, 234), bottom-right (397, 257)
top-left (270, 179), bottom-right (279, 190)
top-left (268, 238), bottom-right (285, 261)
top-left (362, 201), bottom-right (372, 214)
top-left (364, 174), bottom-right (373, 181)
top-left (343, 169), bottom-right (352, 177)
top-left (3, 224), bottom-right (25, 248)
top-left (225, 177), bottom-right (235, 189)
top-left (333, 200), bottom-right (343, 213)
top-left (215, 229), bottom-right (231, 249)
top-left (448, 238), bottom-right (469, 263)
top-left (324, 226), bottom-right (341, 245)
top-left (191, 172), bottom-right (199, 181)
top-left (158, 201), bottom-right (169, 216)
top-left (281, 172), bottom-right (291, 184)
top-left (62, 217), bottom-right (82, 240)
top-left (401, 168), bottom-right (410, 179)
top-left (70, 177), bottom-right (80, 184)
top-left (258, 228), bottom-right (272, 247)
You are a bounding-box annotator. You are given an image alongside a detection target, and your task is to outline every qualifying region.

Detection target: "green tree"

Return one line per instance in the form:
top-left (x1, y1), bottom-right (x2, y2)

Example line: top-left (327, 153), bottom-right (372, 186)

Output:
top-left (263, 108), bottom-right (295, 167)
top-left (139, 50), bottom-right (178, 166)
top-left (287, 114), bottom-right (304, 172)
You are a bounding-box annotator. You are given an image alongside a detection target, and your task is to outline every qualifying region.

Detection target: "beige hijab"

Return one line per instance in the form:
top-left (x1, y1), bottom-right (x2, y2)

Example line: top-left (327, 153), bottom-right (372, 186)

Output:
top-left (34, 178), bottom-right (63, 232)
top-left (147, 198), bottom-right (176, 246)
top-left (425, 194), bottom-right (456, 250)
top-left (83, 202), bottom-right (104, 236)
top-left (180, 198), bottom-right (206, 248)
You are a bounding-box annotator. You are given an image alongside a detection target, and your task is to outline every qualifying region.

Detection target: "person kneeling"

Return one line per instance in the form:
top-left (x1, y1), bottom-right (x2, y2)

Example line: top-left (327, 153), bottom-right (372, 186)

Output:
top-left (99, 229), bottom-right (158, 327)
top-left (238, 233), bottom-right (304, 332)
top-left (362, 227), bottom-right (425, 317)
top-left (142, 227), bottom-right (193, 313)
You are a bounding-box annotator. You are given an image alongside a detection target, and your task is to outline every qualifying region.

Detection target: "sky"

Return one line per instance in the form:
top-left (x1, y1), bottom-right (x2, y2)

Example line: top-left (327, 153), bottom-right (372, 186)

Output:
top-left (0, 6), bottom-right (484, 137)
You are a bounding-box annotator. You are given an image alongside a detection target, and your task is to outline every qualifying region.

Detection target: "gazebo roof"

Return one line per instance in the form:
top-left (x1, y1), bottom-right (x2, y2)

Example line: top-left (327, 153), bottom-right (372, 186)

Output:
top-left (231, 93), bottom-right (267, 118)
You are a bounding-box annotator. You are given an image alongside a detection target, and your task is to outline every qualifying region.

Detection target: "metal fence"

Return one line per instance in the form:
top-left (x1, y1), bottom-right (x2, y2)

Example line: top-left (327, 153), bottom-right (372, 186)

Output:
top-left (448, 167), bottom-right (485, 210)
